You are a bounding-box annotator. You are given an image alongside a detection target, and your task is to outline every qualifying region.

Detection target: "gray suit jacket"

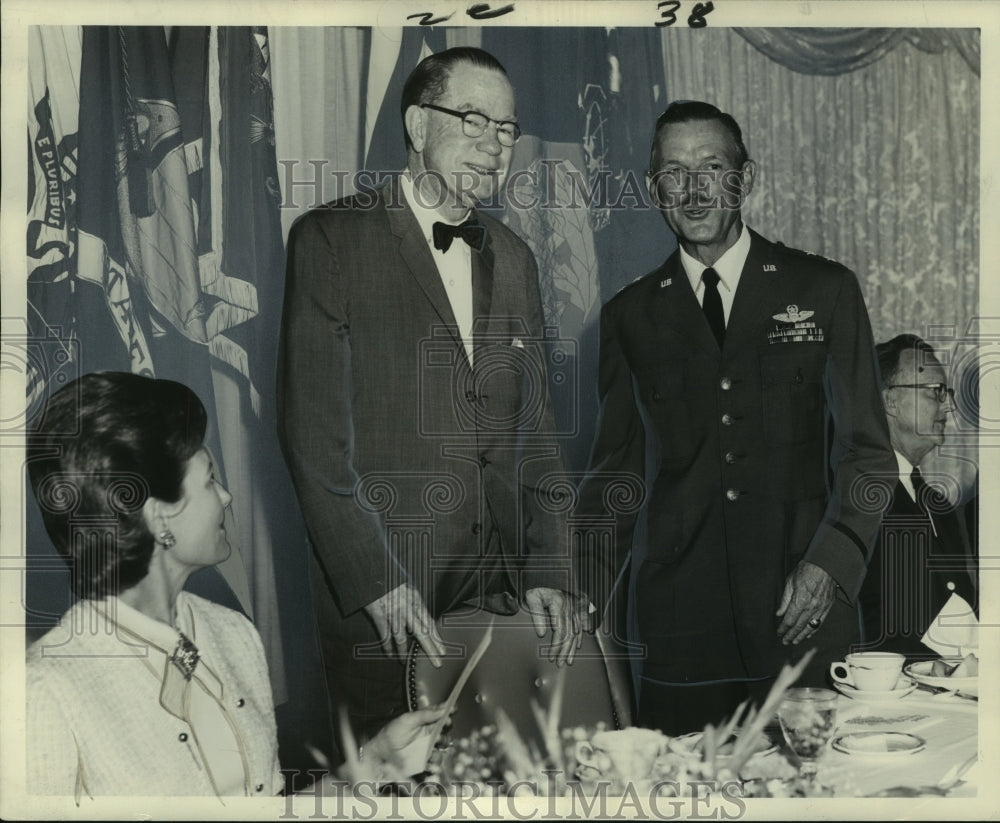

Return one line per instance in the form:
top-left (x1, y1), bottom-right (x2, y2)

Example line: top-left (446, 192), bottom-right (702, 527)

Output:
top-left (277, 177), bottom-right (571, 618)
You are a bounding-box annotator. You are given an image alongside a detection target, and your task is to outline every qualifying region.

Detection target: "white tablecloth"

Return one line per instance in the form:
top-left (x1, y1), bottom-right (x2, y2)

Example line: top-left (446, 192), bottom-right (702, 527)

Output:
top-left (810, 691), bottom-right (978, 796)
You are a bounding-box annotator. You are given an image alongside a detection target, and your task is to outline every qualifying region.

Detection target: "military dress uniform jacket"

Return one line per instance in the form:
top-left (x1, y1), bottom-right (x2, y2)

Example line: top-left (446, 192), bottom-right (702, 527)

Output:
top-left (277, 177), bottom-right (571, 622)
top-left (577, 229), bottom-right (895, 684)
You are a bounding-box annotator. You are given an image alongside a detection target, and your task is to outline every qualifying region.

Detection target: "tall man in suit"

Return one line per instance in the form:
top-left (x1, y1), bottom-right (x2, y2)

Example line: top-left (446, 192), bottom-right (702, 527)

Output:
top-left (858, 335), bottom-right (977, 657)
top-left (277, 48), bottom-right (584, 747)
top-left (577, 101), bottom-right (895, 734)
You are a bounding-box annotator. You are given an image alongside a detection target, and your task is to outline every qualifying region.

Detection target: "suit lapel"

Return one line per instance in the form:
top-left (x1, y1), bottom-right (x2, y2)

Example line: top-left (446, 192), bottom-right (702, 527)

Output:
top-left (472, 215), bottom-right (495, 339)
top-left (647, 254), bottom-right (720, 357)
top-left (384, 177), bottom-right (462, 339)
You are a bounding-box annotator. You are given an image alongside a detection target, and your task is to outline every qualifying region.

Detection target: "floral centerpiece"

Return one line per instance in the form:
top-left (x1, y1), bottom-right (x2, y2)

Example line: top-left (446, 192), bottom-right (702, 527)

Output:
top-left (364, 649), bottom-right (832, 799)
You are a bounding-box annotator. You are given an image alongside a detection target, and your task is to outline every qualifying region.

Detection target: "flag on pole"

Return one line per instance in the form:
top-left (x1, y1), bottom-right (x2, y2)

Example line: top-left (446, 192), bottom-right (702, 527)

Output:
top-left (26, 26), bottom-right (86, 413)
top-left (363, 27), bottom-right (445, 173)
top-left (480, 27), bottom-right (667, 471)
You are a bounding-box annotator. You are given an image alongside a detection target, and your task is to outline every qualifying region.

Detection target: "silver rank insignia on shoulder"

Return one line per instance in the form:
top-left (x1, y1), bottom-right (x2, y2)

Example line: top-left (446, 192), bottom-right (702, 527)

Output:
top-left (660, 278), bottom-right (672, 287)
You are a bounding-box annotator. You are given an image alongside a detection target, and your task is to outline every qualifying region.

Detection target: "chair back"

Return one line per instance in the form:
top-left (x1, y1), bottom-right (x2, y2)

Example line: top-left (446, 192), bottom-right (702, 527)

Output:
top-left (406, 608), bottom-right (633, 754)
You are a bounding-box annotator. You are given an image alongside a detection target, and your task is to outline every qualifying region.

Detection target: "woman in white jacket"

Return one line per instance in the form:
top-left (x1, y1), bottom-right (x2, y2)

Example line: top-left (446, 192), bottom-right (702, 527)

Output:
top-left (26, 372), bottom-right (443, 801)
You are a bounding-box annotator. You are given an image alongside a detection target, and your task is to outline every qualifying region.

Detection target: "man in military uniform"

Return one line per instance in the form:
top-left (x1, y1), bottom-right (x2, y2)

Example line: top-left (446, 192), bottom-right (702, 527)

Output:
top-left (577, 101), bottom-right (895, 734)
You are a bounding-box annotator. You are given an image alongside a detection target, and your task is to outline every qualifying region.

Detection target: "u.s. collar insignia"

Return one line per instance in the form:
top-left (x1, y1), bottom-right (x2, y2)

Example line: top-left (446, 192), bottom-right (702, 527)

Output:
top-left (660, 278), bottom-right (672, 288)
top-left (773, 304), bottom-right (814, 323)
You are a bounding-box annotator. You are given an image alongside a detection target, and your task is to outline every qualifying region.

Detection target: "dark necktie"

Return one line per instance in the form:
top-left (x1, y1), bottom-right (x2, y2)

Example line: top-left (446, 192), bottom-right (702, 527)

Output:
top-left (910, 466), bottom-right (940, 539)
top-left (701, 267), bottom-right (726, 348)
top-left (433, 216), bottom-right (487, 253)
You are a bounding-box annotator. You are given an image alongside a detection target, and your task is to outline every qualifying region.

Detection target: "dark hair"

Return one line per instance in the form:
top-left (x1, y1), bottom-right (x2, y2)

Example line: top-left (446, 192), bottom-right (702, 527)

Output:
top-left (876, 334), bottom-right (938, 389)
top-left (649, 100), bottom-right (749, 170)
top-left (27, 372), bottom-right (208, 599)
top-left (400, 47), bottom-right (510, 150)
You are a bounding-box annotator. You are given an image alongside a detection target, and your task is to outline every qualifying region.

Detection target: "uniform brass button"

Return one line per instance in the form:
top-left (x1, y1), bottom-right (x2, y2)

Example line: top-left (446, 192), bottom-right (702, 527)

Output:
top-left (720, 377), bottom-right (732, 391)
top-left (479, 455), bottom-right (490, 467)
top-left (726, 489), bottom-right (740, 502)
top-left (471, 522), bottom-right (481, 535)
top-left (179, 732), bottom-right (188, 742)
top-left (721, 414), bottom-right (734, 426)
top-left (652, 390), bottom-right (662, 402)
top-left (236, 698), bottom-right (245, 708)
top-left (725, 451), bottom-right (737, 464)
top-left (474, 693), bottom-right (484, 704)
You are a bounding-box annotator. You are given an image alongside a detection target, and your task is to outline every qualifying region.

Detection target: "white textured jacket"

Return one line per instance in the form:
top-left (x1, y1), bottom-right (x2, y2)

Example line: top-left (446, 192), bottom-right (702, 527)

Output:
top-left (27, 592), bottom-right (282, 801)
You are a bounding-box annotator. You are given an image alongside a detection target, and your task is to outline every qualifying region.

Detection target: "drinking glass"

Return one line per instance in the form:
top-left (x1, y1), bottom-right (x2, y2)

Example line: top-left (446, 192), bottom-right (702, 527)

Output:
top-left (777, 687), bottom-right (839, 780)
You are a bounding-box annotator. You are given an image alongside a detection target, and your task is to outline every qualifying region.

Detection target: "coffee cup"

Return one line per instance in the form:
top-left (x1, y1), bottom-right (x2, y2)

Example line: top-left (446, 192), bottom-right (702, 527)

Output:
top-left (575, 728), bottom-right (664, 780)
top-left (829, 652), bottom-right (905, 691)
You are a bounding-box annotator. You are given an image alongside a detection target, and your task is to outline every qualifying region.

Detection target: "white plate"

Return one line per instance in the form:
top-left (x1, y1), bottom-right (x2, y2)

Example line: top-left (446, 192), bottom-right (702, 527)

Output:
top-left (833, 680), bottom-right (917, 702)
top-left (904, 659), bottom-right (979, 697)
top-left (832, 732), bottom-right (926, 756)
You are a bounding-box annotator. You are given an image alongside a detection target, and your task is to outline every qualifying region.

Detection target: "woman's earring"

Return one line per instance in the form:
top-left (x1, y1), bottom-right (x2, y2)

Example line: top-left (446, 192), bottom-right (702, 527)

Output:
top-left (157, 530), bottom-right (176, 549)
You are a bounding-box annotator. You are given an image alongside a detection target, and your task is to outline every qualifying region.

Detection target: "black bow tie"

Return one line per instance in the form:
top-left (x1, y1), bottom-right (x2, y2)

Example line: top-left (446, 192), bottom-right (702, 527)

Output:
top-left (433, 216), bottom-right (487, 253)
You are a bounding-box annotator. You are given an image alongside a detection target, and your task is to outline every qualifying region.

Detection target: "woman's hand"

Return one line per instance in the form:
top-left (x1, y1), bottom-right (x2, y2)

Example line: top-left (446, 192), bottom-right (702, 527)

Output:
top-left (365, 704), bottom-right (450, 777)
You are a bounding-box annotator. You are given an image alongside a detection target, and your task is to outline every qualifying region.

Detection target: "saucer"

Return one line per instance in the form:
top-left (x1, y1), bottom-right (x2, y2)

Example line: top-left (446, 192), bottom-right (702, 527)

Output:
top-left (833, 680), bottom-right (916, 702)
top-left (904, 659), bottom-right (979, 697)
top-left (832, 732), bottom-right (925, 756)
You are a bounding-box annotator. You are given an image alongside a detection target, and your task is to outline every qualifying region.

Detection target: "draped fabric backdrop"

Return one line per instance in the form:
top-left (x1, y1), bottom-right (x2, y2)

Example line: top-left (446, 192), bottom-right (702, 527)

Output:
top-left (25, 24), bottom-right (980, 768)
top-left (662, 27), bottom-right (980, 345)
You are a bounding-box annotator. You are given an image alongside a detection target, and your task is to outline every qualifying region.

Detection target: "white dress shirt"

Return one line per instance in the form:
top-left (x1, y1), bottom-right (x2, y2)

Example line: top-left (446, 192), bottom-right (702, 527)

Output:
top-left (680, 223), bottom-right (752, 325)
top-left (400, 170), bottom-right (475, 365)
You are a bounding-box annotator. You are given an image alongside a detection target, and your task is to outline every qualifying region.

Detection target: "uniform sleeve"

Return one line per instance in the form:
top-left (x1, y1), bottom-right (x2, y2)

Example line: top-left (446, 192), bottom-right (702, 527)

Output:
top-left (276, 213), bottom-right (407, 616)
top-left (27, 668), bottom-right (84, 798)
top-left (573, 297), bottom-right (647, 614)
top-left (803, 269), bottom-right (895, 600)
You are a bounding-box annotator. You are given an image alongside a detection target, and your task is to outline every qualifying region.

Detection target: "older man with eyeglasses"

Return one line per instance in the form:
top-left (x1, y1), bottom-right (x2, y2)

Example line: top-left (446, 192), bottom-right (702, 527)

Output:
top-left (278, 47), bottom-right (584, 760)
top-left (857, 334), bottom-right (978, 658)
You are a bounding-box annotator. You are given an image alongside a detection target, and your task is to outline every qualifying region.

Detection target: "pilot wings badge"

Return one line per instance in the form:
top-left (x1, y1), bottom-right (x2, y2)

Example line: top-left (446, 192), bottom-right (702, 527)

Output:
top-left (773, 304), bottom-right (814, 323)
top-left (768, 304), bottom-right (824, 344)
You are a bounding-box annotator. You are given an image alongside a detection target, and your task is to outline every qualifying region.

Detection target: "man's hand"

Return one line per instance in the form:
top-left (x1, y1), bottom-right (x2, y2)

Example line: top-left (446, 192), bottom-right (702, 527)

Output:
top-left (523, 587), bottom-right (590, 666)
top-left (363, 583), bottom-right (445, 666)
top-left (776, 561), bottom-right (837, 645)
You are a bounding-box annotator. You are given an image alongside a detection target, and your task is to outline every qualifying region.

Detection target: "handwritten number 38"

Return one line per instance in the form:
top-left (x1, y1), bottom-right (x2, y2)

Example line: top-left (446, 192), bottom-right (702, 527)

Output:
top-left (656, 1), bottom-right (714, 27)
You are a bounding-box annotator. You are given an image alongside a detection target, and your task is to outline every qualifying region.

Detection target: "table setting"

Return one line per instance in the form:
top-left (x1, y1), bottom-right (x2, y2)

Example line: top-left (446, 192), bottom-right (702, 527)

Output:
top-left (339, 647), bottom-right (978, 802)
top-left (337, 596), bottom-right (980, 802)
